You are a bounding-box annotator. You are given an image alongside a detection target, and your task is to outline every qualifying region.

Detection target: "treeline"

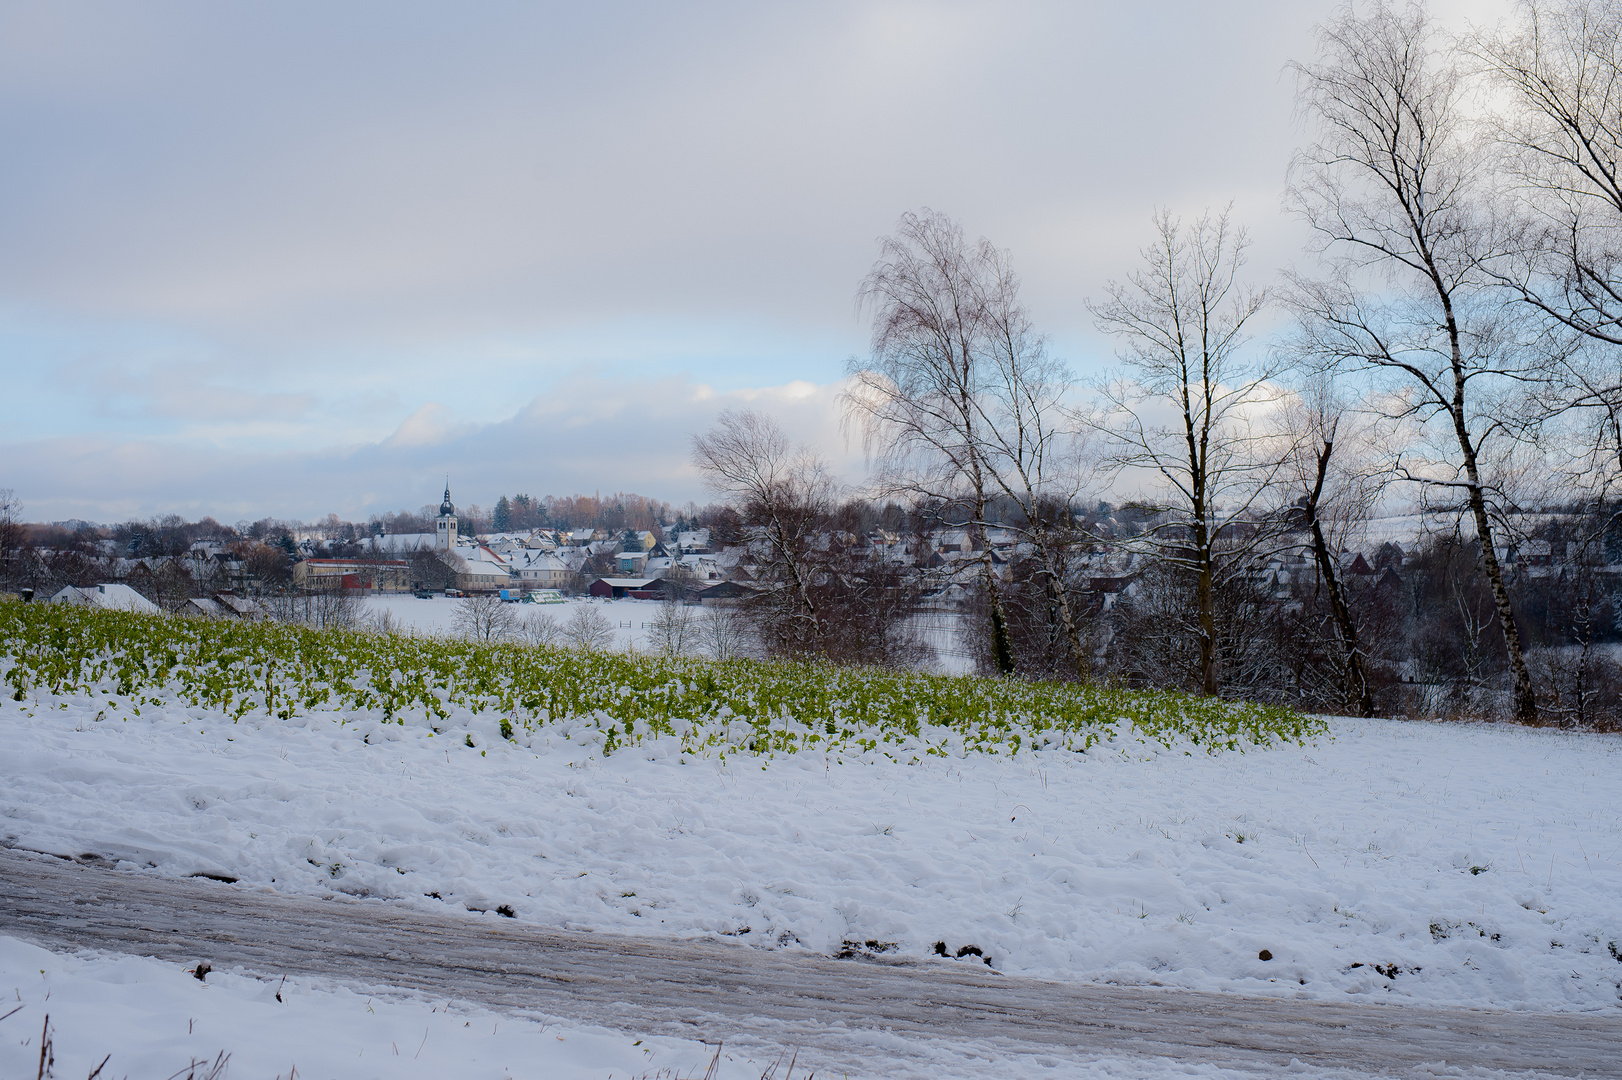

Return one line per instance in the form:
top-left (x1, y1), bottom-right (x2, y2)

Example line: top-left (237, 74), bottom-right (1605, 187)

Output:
top-left (685, 0), bottom-right (1622, 729)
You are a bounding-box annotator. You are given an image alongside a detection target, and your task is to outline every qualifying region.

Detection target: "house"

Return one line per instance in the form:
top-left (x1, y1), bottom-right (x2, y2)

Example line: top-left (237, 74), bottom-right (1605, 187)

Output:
top-left (515, 553), bottom-right (572, 589)
top-left (451, 548), bottom-right (516, 592)
top-left (47, 583), bottom-right (161, 614)
top-left (617, 550), bottom-right (649, 575)
top-left (1520, 540), bottom-right (1554, 567)
top-left (674, 529), bottom-right (711, 554)
top-left (1340, 552), bottom-right (1375, 575)
top-left (293, 558), bottom-right (411, 592)
top-left (588, 576), bottom-right (662, 599)
top-left (213, 592), bottom-right (261, 619)
top-left (180, 594), bottom-right (261, 619)
top-left (182, 597), bottom-right (228, 618)
top-left (695, 580), bottom-right (751, 603)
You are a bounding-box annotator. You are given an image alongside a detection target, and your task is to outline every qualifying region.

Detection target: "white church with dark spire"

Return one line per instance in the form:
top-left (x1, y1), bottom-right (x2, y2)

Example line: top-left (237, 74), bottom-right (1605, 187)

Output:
top-left (368, 481), bottom-right (465, 555)
top-left (435, 483), bottom-right (458, 550)
top-left (364, 481), bottom-right (519, 593)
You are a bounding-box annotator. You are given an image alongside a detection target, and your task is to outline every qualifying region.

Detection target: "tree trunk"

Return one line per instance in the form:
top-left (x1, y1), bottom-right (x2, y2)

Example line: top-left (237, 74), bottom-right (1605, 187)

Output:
top-left (973, 503), bottom-right (1016, 675)
top-left (1032, 529), bottom-right (1089, 681)
top-left (1304, 442), bottom-right (1373, 717)
top-left (1438, 299), bottom-right (1537, 723)
top-left (1462, 472), bottom-right (1537, 722)
top-left (1193, 517), bottom-right (1218, 697)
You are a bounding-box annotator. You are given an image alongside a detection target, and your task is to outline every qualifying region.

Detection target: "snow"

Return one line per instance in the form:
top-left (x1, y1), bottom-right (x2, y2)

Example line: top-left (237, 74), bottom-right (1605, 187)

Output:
top-left (0, 933), bottom-right (752, 1080)
top-left (362, 594), bottom-right (977, 673)
top-left (364, 594), bottom-right (658, 651)
top-left (4, 936), bottom-right (1461, 1080)
top-left (3, 685), bottom-right (1620, 1020)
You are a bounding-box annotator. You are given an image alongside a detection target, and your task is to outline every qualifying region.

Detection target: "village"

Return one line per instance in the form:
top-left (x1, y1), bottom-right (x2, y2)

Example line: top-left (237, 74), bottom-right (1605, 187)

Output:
top-left (17, 484), bottom-right (1617, 713)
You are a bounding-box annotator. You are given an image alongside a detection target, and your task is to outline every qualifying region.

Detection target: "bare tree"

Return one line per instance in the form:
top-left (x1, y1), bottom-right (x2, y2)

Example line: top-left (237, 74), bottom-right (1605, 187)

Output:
top-left (647, 595), bottom-right (697, 656)
top-left (1274, 375), bottom-right (1386, 715)
top-left (562, 605), bottom-right (615, 651)
top-left (695, 604), bottom-right (751, 661)
top-left (845, 209), bottom-right (1016, 673)
top-left (263, 588), bottom-right (363, 630)
top-left (522, 610), bottom-right (563, 647)
top-left (1289, 0), bottom-right (1540, 722)
top-left (368, 607), bottom-right (404, 635)
top-left (453, 593), bottom-right (519, 642)
top-left (974, 251), bottom-right (1097, 680)
top-left (0, 489), bottom-right (23, 588)
top-left (1474, 0), bottom-right (1622, 503)
top-left (691, 409), bottom-right (834, 656)
top-left (1089, 207), bottom-right (1286, 697)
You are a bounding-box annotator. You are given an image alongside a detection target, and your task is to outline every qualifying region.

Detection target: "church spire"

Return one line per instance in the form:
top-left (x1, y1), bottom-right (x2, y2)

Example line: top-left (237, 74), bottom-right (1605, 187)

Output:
top-left (435, 479), bottom-right (459, 550)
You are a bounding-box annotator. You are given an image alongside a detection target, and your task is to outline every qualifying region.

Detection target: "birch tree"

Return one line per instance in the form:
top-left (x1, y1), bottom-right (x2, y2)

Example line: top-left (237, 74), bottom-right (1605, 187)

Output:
top-left (691, 409), bottom-right (834, 656)
top-left (1289, 0), bottom-right (1540, 722)
top-left (975, 269), bottom-right (1096, 681)
top-left (846, 210), bottom-right (1016, 673)
top-left (1475, 0), bottom-right (1622, 495)
top-left (1274, 375), bottom-right (1385, 716)
top-left (1089, 207), bottom-right (1285, 698)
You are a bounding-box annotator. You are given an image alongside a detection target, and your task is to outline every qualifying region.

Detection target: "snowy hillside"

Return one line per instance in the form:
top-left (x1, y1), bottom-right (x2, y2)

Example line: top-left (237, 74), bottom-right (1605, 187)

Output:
top-left (3, 687), bottom-right (1618, 1015)
top-left (2, 601), bottom-right (1619, 1076)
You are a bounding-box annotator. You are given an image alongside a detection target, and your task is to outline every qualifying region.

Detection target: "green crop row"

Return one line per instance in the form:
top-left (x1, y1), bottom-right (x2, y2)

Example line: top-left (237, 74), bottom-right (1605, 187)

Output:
top-left (0, 599), bottom-right (1322, 759)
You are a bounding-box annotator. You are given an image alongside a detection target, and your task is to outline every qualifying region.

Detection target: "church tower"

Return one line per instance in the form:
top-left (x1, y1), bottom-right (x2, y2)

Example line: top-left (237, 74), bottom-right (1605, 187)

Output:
top-left (436, 483), bottom-right (459, 550)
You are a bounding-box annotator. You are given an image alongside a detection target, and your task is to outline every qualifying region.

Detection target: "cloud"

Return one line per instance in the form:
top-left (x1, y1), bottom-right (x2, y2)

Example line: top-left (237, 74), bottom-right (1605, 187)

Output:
top-left (3, 373), bottom-right (869, 523)
top-left (384, 403), bottom-right (470, 449)
top-left (0, 0), bottom-right (1515, 521)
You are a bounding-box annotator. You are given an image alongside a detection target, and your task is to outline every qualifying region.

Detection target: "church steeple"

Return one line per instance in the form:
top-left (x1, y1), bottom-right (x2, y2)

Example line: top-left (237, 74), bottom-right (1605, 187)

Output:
top-left (435, 480), bottom-right (458, 549)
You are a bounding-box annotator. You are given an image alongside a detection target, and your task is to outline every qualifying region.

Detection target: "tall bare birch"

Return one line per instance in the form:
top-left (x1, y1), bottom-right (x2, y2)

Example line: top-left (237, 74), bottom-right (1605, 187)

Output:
top-left (846, 210), bottom-right (1015, 674)
top-left (1089, 208), bottom-right (1285, 698)
top-left (1289, 0), bottom-right (1540, 722)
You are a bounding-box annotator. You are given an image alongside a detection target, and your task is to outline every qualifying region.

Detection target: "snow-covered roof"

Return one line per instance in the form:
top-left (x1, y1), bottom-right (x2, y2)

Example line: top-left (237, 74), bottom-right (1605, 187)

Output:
top-left (48, 584), bottom-right (161, 614)
top-left (369, 533), bottom-right (438, 553)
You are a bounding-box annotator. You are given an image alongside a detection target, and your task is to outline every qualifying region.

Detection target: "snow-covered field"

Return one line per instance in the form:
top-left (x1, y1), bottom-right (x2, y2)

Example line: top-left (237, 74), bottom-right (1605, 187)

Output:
top-left (360, 593), bottom-right (979, 673)
top-left (364, 593), bottom-right (654, 650)
top-left (2, 683), bottom-right (1620, 1075)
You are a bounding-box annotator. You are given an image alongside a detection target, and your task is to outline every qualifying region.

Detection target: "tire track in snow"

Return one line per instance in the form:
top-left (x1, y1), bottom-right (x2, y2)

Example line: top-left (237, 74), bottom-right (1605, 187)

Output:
top-left (1, 848), bottom-right (1617, 1077)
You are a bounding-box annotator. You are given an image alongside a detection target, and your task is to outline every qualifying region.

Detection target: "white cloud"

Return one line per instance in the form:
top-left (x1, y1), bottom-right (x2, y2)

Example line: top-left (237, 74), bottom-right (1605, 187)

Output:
top-left (0, 0), bottom-right (1516, 520)
top-left (4, 374), bottom-right (869, 523)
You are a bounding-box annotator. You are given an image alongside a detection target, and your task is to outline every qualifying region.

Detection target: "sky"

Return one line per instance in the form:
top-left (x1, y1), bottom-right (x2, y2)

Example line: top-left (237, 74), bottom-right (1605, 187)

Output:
top-left (0, 0), bottom-right (1512, 525)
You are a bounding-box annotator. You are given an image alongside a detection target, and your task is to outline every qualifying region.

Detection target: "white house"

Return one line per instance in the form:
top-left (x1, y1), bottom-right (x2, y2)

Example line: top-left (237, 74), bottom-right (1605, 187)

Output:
top-left (48, 583), bottom-right (161, 614)
top-left (516, 552), bottom-right (572, 588)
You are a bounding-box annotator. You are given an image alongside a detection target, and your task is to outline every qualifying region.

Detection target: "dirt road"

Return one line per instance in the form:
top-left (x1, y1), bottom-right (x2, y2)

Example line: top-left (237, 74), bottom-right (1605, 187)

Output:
top-left (2, 847), bottom-right (1616, 1076)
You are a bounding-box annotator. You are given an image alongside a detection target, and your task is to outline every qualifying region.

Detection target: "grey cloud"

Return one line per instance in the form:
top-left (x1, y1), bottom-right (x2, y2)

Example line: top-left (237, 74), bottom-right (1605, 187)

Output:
top-left (0, 2), bottom-right (1372, 346)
